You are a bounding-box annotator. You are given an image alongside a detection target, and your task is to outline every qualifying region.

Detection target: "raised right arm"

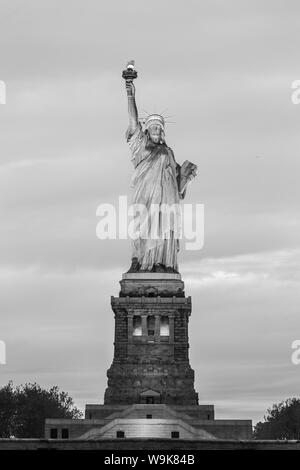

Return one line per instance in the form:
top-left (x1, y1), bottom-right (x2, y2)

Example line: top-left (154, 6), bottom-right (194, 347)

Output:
top-left (126, 81), bottom-right (138, 135)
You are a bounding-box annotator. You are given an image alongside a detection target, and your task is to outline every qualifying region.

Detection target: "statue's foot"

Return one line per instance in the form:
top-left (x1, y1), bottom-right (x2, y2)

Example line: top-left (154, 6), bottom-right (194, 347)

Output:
top-left (127, 257), bottom-right (140, 273)
top-left (165, 266), bottom-right (179, 274)
top-left (153, 263), bottom-right (166, 273)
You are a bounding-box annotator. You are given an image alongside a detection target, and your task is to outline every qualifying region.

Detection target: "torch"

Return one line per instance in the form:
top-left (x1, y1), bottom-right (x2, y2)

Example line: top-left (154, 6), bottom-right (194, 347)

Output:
top-left (122, 60), bottom-right (138, 83)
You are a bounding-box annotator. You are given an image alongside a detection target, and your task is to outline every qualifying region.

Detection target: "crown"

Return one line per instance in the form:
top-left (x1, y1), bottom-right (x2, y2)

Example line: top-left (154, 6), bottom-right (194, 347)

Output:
top-left (139, 110), bottom-right (175, 129)
top-left (144, 114), bottom-right (165, 130)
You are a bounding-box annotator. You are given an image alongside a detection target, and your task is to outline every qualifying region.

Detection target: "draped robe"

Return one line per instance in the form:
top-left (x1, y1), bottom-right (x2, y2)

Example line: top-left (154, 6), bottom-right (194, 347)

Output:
top-left (126, 124), bottom-right (182, 271)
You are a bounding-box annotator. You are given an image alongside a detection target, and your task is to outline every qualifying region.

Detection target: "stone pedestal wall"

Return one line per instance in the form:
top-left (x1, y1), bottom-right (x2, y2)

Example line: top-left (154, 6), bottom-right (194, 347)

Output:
top-left (104, 274), bottom-right (199, 406)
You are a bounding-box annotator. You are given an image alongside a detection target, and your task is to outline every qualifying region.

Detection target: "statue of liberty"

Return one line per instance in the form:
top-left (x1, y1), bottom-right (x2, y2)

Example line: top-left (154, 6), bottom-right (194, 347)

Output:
top-left (123, 62), bottom-right (197, 273)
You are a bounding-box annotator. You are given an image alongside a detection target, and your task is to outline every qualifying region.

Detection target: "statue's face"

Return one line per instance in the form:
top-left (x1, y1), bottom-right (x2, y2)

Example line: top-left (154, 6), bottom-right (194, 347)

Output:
top-left (148, 124), bottom-right (162, 143)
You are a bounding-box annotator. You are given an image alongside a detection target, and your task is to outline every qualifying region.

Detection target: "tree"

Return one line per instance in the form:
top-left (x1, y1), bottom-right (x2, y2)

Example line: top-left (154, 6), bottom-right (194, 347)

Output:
top-left (0, 382), bottom-right (82, 438)
top-left (0, 382), bottom-right (17, 437)
top-left (254, 398), bottom-right (300, 439)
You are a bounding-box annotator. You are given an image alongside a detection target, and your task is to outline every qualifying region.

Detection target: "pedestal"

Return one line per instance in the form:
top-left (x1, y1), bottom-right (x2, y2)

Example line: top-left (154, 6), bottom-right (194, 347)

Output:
top-left (104, 273), bottom-right (199, 406)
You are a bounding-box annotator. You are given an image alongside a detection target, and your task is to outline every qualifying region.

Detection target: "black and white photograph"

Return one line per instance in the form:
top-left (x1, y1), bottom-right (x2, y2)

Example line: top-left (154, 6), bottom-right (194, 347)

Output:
top-left (0, 0), bottom-right (300, 457)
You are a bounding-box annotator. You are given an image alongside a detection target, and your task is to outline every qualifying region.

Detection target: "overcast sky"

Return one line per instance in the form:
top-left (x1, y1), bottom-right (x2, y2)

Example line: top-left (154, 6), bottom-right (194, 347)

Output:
top-left (0, 0), bottom-right (300, 424)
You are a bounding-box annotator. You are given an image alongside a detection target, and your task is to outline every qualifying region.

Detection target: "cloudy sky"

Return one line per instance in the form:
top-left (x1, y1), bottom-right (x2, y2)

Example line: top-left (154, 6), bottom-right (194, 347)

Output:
top-left (0, 0), bottom-right (300, 424)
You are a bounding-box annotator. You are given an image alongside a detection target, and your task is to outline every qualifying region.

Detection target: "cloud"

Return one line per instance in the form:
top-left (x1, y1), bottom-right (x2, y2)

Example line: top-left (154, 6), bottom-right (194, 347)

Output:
top-left (0, 249), bottom-right (299, 422)
top-left (181, 250), bottom-right (300, 422)
top-left (1, 0), bottom-right (300, 424)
